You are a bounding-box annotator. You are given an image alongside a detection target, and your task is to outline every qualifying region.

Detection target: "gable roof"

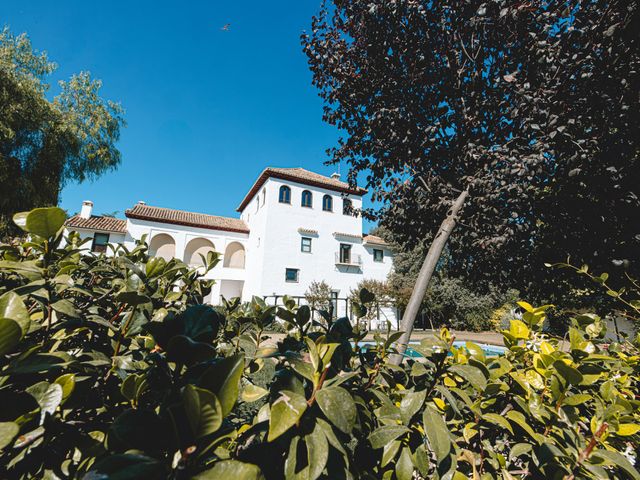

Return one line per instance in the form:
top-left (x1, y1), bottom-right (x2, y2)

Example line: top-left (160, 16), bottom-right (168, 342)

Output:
top-left (65, 215), bottom-right (127, 233)
top-left (237, 167), bottom-right (367, 212)
top-left (125, 204), bottom-right (249, 234)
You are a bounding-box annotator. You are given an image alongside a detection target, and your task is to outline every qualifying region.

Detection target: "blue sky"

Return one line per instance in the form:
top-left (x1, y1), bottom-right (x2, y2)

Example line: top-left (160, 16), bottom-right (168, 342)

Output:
top-left (3, 1), bottom-right (375, 227)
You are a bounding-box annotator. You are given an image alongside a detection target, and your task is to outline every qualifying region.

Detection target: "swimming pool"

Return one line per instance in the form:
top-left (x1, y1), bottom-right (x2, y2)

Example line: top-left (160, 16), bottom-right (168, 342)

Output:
top-left (357, 340), bottom-right (507, 357)
top-left (406, 340), bottom-right (506, 358)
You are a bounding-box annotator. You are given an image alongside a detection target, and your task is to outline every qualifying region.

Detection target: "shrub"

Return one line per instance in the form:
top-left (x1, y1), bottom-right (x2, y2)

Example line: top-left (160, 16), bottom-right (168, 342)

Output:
top-left (0, 208), bottom-right (639, 479)
top-left (304, 280), bottom-right (333, 313)
top-left (348, 279), bottom-right (394, 330)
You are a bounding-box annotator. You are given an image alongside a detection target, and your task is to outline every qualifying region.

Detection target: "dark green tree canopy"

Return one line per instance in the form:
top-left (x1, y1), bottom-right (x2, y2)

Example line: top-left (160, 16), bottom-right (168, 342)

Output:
top-left (303, 0), bottom-right (639, 293)
top-left (0, 27), bottom-right (125, 236)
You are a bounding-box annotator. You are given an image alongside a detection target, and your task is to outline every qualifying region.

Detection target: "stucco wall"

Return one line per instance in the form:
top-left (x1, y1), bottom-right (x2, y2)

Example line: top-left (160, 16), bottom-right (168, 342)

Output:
top-left (242, 177), bottom-right (394, 314)
top-left (125, 217), bottom-right (250, 301)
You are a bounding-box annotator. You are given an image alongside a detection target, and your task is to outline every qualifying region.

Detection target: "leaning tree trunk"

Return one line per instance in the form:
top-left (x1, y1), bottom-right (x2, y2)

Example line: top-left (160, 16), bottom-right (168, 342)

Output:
top-left (389, 189), bottom-right (469, 366)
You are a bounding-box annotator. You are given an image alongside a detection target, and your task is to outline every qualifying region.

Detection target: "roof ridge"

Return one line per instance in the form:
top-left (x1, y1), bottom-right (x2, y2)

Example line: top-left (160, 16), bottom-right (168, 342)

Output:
top-left (237, 166), bottom-right (367, 212)
top-left (128, 203), bottom-right (240, 221)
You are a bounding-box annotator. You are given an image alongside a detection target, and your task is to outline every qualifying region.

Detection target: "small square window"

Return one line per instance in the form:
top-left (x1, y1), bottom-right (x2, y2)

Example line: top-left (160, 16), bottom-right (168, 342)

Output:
top-left (373, 249), bottom-right (384, 262)
top-left (301, 237), bottom-right (312, 253)
top-left (285, 268), bottom-right (299, 283)
top-left (92, 233), bottom-right (110, 253)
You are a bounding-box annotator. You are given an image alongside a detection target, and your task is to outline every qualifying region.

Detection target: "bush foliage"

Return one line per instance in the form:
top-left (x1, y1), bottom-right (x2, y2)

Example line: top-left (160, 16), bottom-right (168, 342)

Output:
top-left (0, 208), bottom-right (639, 479)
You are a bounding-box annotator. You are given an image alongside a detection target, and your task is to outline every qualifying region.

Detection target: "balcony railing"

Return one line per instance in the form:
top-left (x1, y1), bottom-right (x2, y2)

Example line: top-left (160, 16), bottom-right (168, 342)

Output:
top-left (335, 252), bottom-right (362, 267)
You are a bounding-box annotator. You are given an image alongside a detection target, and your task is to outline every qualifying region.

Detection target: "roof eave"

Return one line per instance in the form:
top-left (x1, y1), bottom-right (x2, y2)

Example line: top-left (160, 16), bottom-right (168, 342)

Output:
top-left (125, 211), bottom-right (249, 234)
top-left (236, 169), bottom-right (367, 212)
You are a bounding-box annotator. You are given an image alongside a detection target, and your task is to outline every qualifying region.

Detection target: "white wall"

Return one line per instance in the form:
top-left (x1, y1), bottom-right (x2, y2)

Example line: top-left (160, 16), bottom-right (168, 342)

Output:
top-left (125, 218), bottom-right (250, 301)
top-left (62, 228), bottom-right (125, 256)
top-left (242, 177), bottom-right (394, 317)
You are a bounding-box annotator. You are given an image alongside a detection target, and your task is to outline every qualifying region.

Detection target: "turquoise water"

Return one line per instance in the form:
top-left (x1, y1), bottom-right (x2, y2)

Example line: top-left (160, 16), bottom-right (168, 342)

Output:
top-left (403, 340), bottom-right (506, 358)
top-left (357, 340), bottom-right (506, 357)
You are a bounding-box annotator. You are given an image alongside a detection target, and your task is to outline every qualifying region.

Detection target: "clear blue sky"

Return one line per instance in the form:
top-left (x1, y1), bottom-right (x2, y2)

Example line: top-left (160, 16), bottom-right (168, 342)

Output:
top-left (4, 1), bottom-right (376, 228)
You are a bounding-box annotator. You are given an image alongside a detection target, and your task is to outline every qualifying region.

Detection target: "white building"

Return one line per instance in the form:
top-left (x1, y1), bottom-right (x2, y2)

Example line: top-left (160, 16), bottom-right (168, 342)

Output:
top-left (64, 167), bottom-right (396, 326)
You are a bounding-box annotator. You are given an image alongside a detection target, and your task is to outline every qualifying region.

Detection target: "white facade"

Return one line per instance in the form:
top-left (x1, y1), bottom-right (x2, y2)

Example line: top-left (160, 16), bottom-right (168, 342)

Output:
top-left (64, 168), bottom-right (396, 326)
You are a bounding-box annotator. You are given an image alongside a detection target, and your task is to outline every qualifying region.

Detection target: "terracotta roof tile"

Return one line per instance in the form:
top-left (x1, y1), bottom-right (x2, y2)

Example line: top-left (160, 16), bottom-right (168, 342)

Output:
top-left (333, 232), bottom-right (363, 240)
top-left (237, 167), bottom-right (367, 212)
top-left (65, 215), bottom-right (127, 233)
top-left (125, 204), bottom-right (249, 234)
top-left (363, 234), bottom-right (389, 246)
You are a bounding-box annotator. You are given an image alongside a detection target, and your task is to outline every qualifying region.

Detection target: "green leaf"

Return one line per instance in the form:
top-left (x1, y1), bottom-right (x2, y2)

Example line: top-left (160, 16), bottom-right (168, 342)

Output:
top-left (616, 424), bottom-right (640, 436)
top-left (506, 410), bottom-right (541, 443)
top-left (0, 318), bottom-right (22, 356)
top-left (108, 409), bottom-right (169, 455)
top-left (368, 425), bottom-right (410, 449)
top-left (553, 360), bottom-right (583, 386)
top-left (88, 453), bottom-right (167, 480)
top-left (359, 287), bottom-right (375, 304)
top-left (182, 385), bottom-right (223, 439)
top-left (483, 413), bottom-right (514, 434)
top-left (52, 299), bottom-right (80, 318)
top-left (592, 450), bottom-right (640, 480)
top-left (396, 446), bottom-right (414, 480)
top-left (198, 354), bottom-right (245, 416)
top-left (423, 406), bottom-right (451, 463)
top-left (268, 390), bottom-right (307, 442)
top-left (23, 207), bottom-right (66, 238)
top-left (54, 373), bottom-right (75, 403)
top-left (0, 422), bottom-right (19, 450)
top-left (12, 212), bottom-right (28, 230)
top-left (0, 291), bottom-right (30, 335)
top-left (382, 440), bottom-right (401, 467)
top-left (115, 291), bottom-right (152, 306)
top-left (167, 335), bottom-right (217, 366)
top-left (509, 319), bottom-right (530, 339)
top-left (351, 302), bottom-right (367, 318)
top-left (26, 382), bottom-right (63, 424)
top-left (448, 364), bottom-right (487, 391)
top-left (295, 305), bottom-right (311, 327)
top-left (316, 386), bottom-right (356, 434)
top-left (194, 460), bottom-right (264, 479)
top-left (241, 383), bottom-right (269, 403)
top-left (305, 422), bottom-right (329, 480)
top-left (400, 389), bottom-right (426, 425)
top-left (563, 393), bottom-right (591, 406)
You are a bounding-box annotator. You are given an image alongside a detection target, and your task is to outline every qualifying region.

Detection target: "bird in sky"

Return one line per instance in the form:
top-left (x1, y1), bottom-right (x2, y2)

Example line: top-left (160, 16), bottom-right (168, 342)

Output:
top-left (221, 23), bottom-right (231, 31)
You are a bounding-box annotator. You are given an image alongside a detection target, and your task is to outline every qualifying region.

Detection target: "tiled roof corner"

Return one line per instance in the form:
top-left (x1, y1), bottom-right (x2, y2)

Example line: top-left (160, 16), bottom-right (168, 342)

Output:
top-left (363, 234), bottom-right (389, 246)
top-left (237, 167), bottom-right (367, 212)
top-left (125, 204), bottom-right (249, 234)
top-left (65, 215), bottom-right (127, 233)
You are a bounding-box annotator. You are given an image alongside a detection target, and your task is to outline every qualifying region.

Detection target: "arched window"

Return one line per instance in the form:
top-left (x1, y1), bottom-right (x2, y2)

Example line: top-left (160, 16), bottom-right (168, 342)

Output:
top-left (261, 188), bottom-right (266, 207)
top-left (301, 190), bottom-right (313, 208)
top-left (184, 237), bottom-right (215, 266)
top-left (279, 185), bottom-right (291, 204)
top-left (343, 198), bottom-right (352, 215)
top-left (149, 233), bottom-right (176, 261)
top-left (322, 194), bottom-right (333, 212)
top-left (223, 242), bottom-right (246, 269)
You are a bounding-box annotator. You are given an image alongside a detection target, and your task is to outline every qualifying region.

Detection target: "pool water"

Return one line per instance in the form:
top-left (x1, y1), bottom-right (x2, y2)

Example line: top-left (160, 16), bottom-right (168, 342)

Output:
top-left (356, 340), bottom-right (506, 357)
top-left (403, 340), bottom-right (506, 358)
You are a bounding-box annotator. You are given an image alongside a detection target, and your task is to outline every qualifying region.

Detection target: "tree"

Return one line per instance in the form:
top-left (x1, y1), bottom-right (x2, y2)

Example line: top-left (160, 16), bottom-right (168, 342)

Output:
top-left (348, 278), bottom-right (393, 329)
top-left (303, 0), bottom-right (639, 361)
top-left (304, 280), bottom-right (333, 312)
top-left (0, 27), bottom-right (125, 237)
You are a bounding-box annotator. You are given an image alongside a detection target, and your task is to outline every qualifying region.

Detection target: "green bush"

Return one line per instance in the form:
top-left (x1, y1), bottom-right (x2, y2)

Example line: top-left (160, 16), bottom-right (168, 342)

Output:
top-left (0, 208), bottom-right (639, 479)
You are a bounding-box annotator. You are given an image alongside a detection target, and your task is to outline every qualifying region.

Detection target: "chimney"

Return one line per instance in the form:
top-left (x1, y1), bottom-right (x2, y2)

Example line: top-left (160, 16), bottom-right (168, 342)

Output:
top-left (331, 172), bottom-right (341, 180)
top-left (137, 200), bottom-right (146, 205)
top-left (80, 200), bottom-right (93, 219)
